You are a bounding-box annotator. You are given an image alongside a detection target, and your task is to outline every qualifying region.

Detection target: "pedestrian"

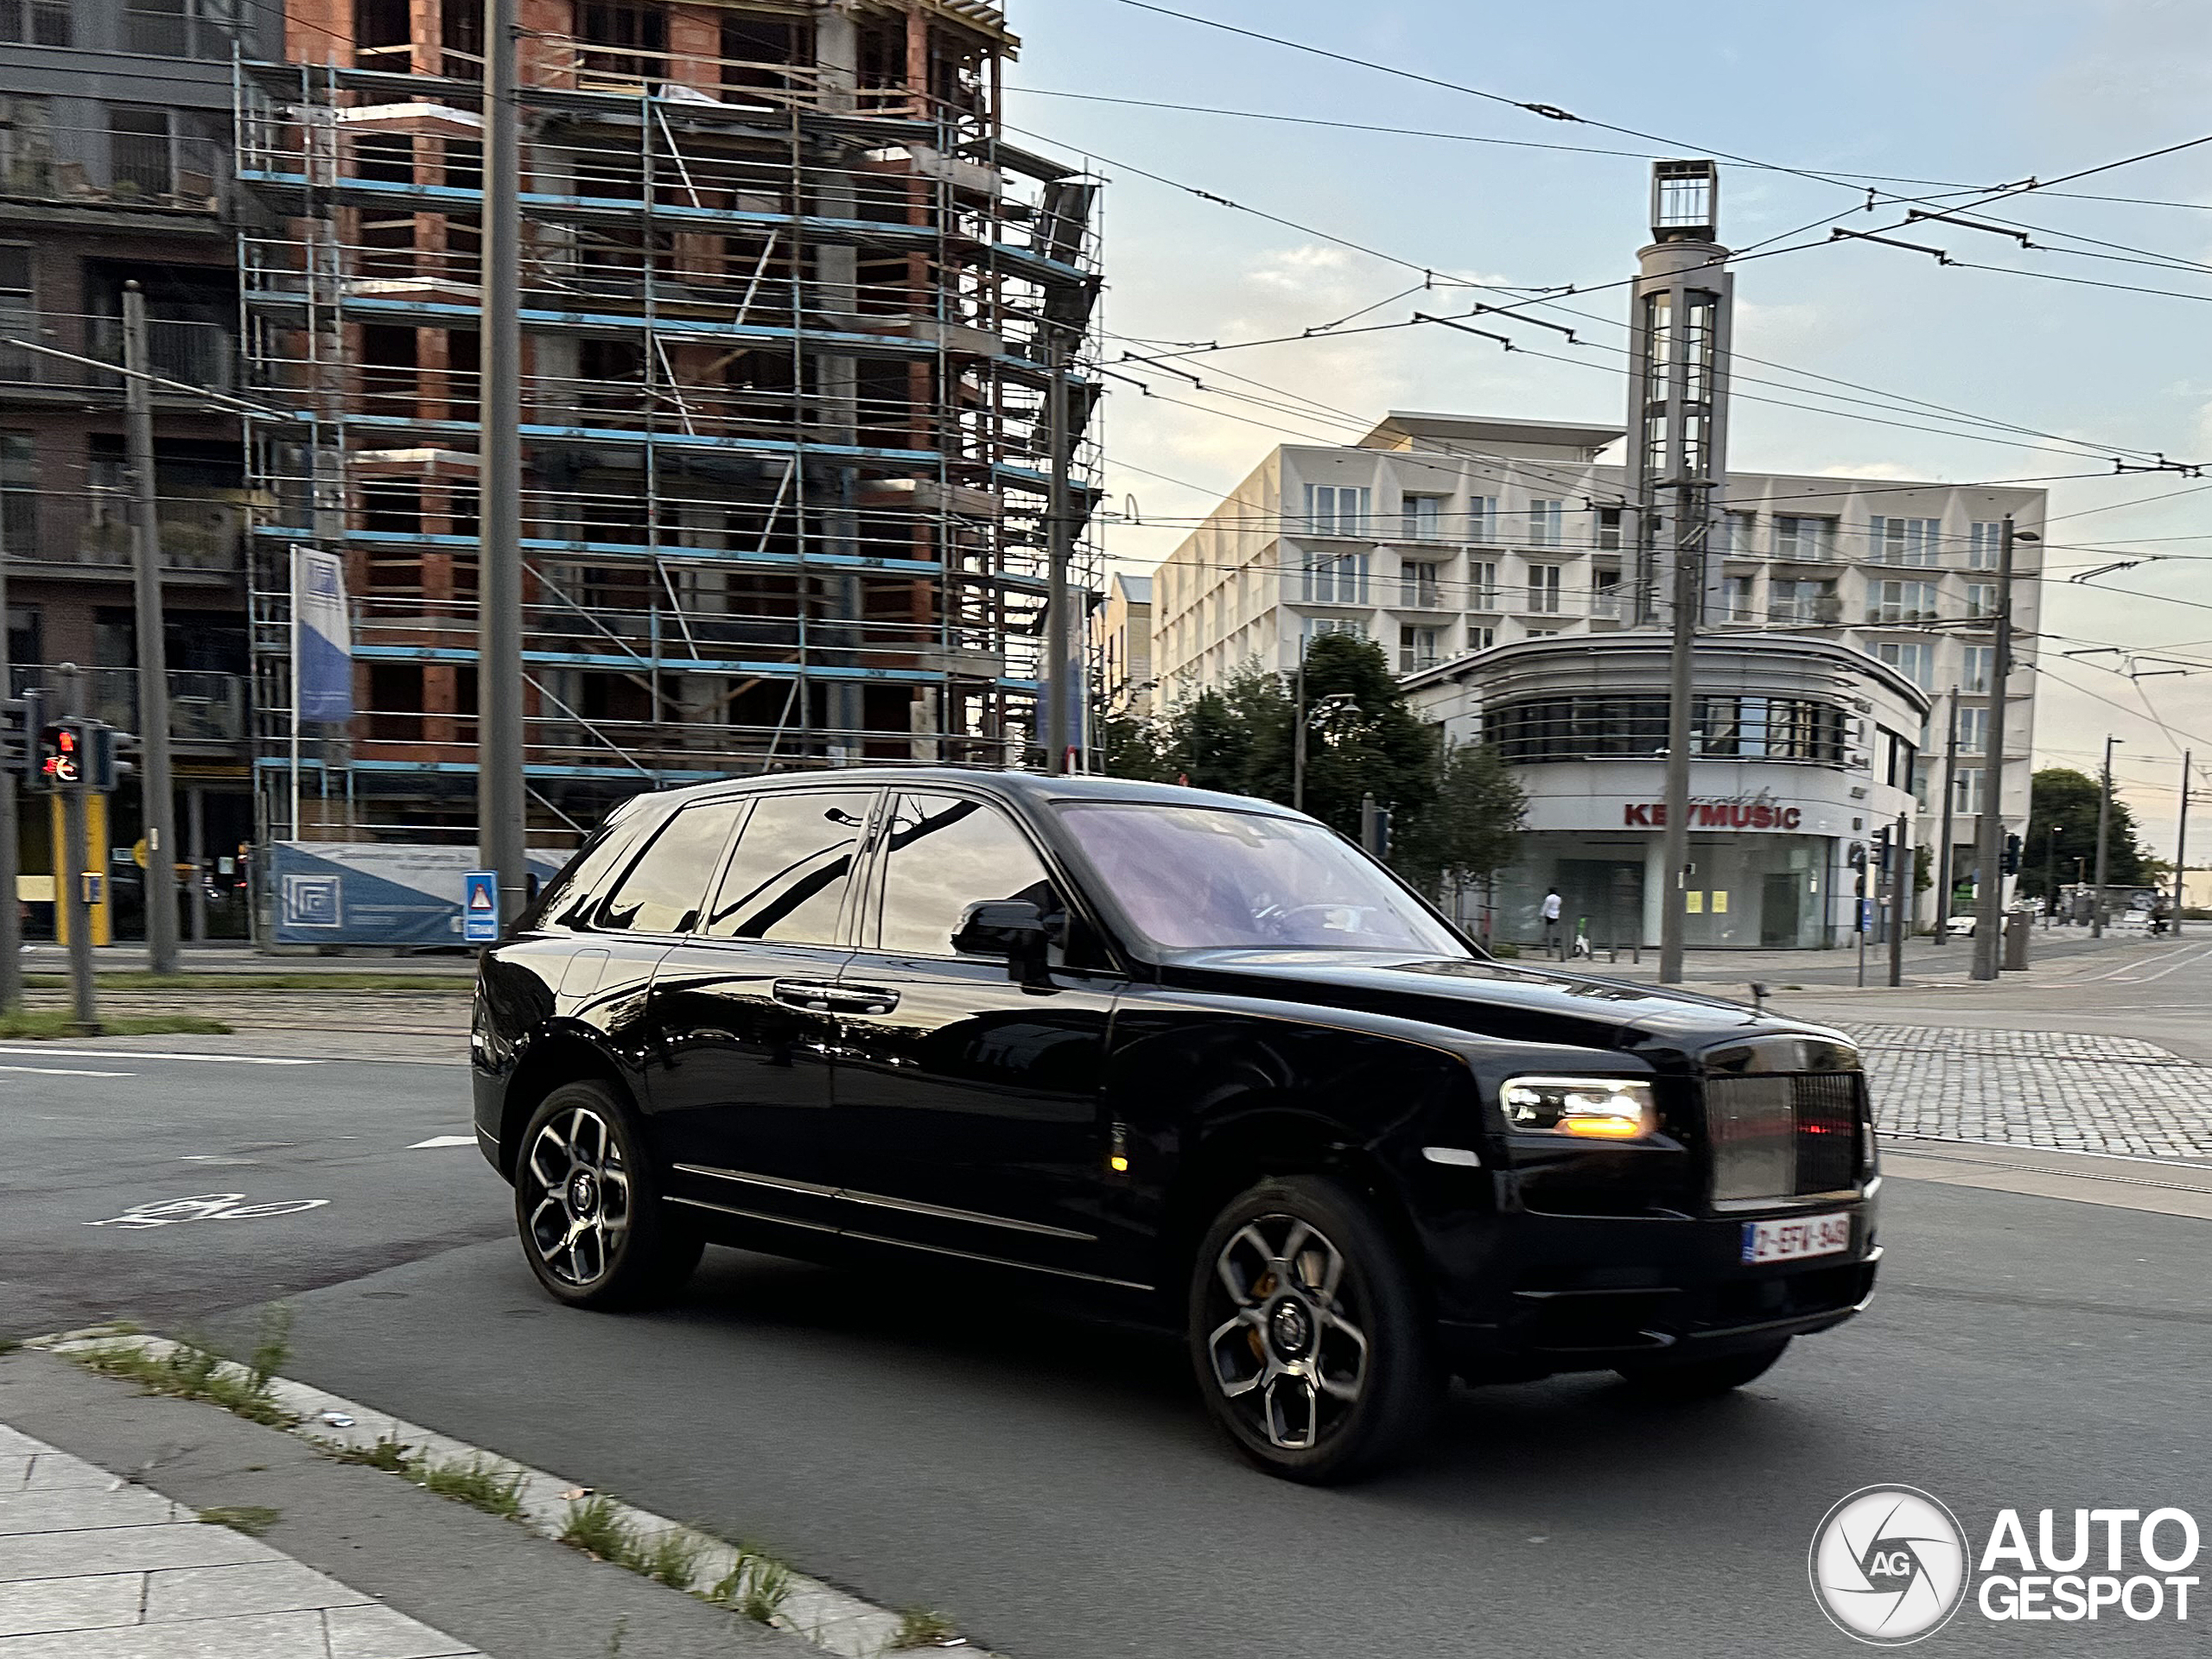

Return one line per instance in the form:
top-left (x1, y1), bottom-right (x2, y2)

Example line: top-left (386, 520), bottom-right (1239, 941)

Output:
top-left (1541, 887), bottom-right (1562, 951)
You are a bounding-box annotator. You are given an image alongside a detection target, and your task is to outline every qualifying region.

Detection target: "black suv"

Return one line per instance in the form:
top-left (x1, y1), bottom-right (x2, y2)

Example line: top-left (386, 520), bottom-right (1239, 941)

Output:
top-left (473, 770), bottom-right (1879, 1482)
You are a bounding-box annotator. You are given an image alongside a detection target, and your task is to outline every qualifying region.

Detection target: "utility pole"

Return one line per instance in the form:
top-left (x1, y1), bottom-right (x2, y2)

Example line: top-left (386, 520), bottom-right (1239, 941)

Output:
top-left (1935, 687), bottom-right (1959, 935)
top-left (1657, 488), bottom-right (1703, 984)
top-left (2091, 733), bottom-right (2118, 938)
top-left (1888, 810), bottom-right (1907, 987)
top-left (1291, 641), bottom-right (1306, 811)
top-left (1044, 330), bottom-right (1071, 775)
top-left (1970, 516), bottom-right (2025, 981)
top-left (54, 664), bottom-right (96, 1033)
top-left (2174, 751), bottom-right (2190, 938)
top-left (0, 505), bottom-right (18, 1013)
top-left (478, 0), bottom-right (527, 922)
top-left (122, 282), bottom-right (180, 974)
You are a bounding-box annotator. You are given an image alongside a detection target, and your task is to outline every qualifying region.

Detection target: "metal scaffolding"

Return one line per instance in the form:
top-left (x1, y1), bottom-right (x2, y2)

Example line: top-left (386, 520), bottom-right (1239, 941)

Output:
top-left (231, 1), bottom-right (1100, 845)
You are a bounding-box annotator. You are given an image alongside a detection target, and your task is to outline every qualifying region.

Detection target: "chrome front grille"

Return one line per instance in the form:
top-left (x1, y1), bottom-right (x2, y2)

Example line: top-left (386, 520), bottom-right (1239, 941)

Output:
top-left (1705, 1072), bottom-right (1866, 1203)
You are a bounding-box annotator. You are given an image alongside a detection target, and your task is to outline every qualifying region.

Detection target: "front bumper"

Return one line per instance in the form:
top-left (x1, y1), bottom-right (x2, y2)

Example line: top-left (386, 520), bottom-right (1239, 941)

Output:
top-left (1430, 1195), bottom-right (1880, 1376)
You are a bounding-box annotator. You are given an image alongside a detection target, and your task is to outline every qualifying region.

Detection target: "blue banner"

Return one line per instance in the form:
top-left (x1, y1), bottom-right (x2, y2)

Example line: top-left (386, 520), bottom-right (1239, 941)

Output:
top-left (273, 842), bottom-right (562, 946)
top-left (291, 545), bottom-right (353, 723)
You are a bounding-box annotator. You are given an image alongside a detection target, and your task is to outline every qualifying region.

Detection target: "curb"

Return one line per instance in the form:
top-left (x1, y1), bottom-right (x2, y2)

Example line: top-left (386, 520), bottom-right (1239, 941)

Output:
top-left (30, 1332), bottom-right (981, 1659)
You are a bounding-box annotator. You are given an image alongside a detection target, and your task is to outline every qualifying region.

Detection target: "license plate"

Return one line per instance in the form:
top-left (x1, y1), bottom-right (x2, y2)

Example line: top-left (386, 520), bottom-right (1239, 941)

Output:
top-left (1741, 1211), bottom-right (1851, 1264)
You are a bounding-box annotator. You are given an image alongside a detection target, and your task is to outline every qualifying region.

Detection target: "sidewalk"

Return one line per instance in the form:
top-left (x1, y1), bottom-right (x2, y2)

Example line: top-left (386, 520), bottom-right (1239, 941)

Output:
top-left (0, 1424), bottom-right (481, 1657)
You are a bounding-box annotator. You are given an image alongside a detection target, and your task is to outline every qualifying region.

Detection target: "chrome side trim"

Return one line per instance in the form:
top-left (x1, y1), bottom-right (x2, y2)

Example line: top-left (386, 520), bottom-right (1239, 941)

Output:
top-left (673, 1162), bottom-right (1096, 1242)
top-left (839, 1227), bottom-right (1153, 1293)
top-left (836, 1187), bottom-right (1096, 1242)
top-left (1421, 1146), bottom-right (1482, 1167)
top-left (672, 1163), bottom-right (841, 1200)
top-left (668, 1194), bottom-right (839, 1235)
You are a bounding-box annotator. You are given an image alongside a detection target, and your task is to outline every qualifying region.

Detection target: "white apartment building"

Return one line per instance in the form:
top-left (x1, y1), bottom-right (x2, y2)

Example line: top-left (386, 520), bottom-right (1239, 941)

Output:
top-left (1147, 410), bottom-right (2042, 925)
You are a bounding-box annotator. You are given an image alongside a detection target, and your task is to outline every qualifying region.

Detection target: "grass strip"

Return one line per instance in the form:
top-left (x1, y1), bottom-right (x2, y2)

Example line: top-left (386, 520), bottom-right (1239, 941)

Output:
top-left (0, 1011), bottom-right (232, 1039)
top-left (22, 972), bottom-right (474, 992)
top-left (198, 1504), bottom-right (281, 1537)
top-left (70, 1311), bottom-right (294, 1427)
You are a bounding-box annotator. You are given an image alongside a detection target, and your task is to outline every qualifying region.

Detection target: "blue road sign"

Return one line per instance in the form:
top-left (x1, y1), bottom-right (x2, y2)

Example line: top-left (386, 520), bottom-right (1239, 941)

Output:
top-left (462, 870), bottom-right (500, 944)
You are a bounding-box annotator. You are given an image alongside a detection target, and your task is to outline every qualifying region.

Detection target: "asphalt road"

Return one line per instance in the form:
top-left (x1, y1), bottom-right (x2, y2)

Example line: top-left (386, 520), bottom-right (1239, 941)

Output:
top-left (5, 961), bottom-right (2210, 1656)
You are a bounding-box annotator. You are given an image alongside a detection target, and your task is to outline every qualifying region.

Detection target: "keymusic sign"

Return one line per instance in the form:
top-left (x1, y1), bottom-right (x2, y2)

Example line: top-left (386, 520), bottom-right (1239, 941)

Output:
top-left (1623, 798), bottom-right (1803, 830)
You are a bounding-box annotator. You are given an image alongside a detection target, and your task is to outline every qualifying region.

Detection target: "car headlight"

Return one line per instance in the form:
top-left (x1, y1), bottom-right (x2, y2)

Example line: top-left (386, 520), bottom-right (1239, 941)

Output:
top-left (1500, 1076), bottom-right (1657, 1140)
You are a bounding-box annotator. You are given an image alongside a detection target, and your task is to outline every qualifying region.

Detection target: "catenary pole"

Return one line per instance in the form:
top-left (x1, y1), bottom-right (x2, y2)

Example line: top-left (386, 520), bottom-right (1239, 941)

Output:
top-left (1045, 331), bottom-right (1071, 774)
top-left (123, 282), bottom-right (180, 973)
top-left (1970, 517), bottom-right (2018, 981)
top-left (478, 0), bottom-right (528, 921)
top-left (2092, 733), bottom-right (2118, 938)
top-left (0, 499), bottom-right (18, 1013)
top-left (1888, 810), bottom-right (1907, 987)
top-left (1935, 687), bottom-right (1959, 936)
top-left (1656, 483), bottom-right (1704, 985)
top-left (2174, 750), bottom-right (2190, 938)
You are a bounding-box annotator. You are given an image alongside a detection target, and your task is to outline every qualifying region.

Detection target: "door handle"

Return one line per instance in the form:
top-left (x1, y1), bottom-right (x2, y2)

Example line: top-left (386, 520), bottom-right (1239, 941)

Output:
top-left (772, 978), bottom-right (842, 1011)
top-left (836, 986), bottom-right (899, 1015)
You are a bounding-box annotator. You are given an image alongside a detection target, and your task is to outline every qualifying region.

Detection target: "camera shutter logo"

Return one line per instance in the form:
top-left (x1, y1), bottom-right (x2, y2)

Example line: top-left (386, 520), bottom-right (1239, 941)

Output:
top-left (1809, 1485), bottom-right (1970, 1645)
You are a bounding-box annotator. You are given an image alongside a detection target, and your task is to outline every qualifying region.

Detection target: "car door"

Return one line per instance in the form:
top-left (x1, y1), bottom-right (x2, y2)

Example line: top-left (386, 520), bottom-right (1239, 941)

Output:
top-left (645, 787), bottom-right (876, 1233)
top-left (828, 789), bottom-right (1124, 1278)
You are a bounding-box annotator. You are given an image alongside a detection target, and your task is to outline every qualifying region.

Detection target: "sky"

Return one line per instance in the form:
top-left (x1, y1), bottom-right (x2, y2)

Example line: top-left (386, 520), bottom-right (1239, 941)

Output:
top-left (1006, 0), bottom-right (2212, 858)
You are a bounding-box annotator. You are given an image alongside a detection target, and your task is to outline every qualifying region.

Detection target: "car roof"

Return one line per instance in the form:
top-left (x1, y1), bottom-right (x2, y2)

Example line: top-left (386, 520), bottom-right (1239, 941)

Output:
top-left (638, 767), bottom-right (1298, 818)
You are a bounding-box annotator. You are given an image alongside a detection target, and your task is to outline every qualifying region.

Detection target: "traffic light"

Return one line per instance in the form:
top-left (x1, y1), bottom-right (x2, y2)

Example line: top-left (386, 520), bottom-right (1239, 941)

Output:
top-left (2001, 833), bottom-right (2022, 876)
top-left (86, 724), bottom-right (119, 791)
top-left (1848, 842), bottom-right (1867, 873)
top-left (0, 688), bottom-right (35, 784)
top-left (37, 717), bottom-right (80, 790)
top-left (1872, 824), bottom-right (1892, 874)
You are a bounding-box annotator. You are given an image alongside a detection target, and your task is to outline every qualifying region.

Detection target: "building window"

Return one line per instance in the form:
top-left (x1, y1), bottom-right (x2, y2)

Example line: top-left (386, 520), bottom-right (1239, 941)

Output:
top-left (1301, 616), bottom-right (1364, 645)
top-left (1306, 483), bottom-right (1371, 537)
top-left (1866, 580), bottom-right (1939, 624)
top-left (1303, 550), bottom-right (1368, 605)
top-left (1527, 499), bottom-right (1563, 548)
top-left (1964, 582), bottom-right (1996, 619)
top-left (1592, 569), bottom-right (1624, 620)
top-left (1958, 704), bottom-right (1989, 755)
top-left (124, 0), bottom-right (240, 59)
top-left (1399, 559), bottom-right (1440, 608)
top-left (1595, 506), bottom-right (1624, 550)
top-left (1527, 563), bottom-right (1561, 613)
top-left (578, 1), bottom-right (669, 79)
top-left (1400, 495), bottom-right (1443, 540)
top-left (1724, 512), bottom-right (1757, 555)
top-left (1775, 515), bottom-right (1835, 561)
top-left (1768, 578), bottom-right (1837, 625)
top-left (1467, 625), bottom-right (1496, 652)
top-left (1967, 521), bottom-right (2005, 569)
top-left (1955, 767), bottom-right (1986, 816)
top-left (1465, 561), bottom-right (1499, 609)
top-left (1398, 625), bottom-right (1441, 673)
top-left (107, 108), bottom-right (175, 200)
top-left (1490, 693), bottom-right (1844, 765)
top-left (1961, 645), bottom-right (1995, 695)
top-left (0, 0), bottom-right (70, 45)
top-left (1870, 515), bottom-right (1942, 567)
top-left (1874, 639), bottom-right (1934, 690)
top-left (1526, 627), bottom-right (1560, 638)
top-left (1720, 574), bottom-right (1756, 623)
top-left (1464, 495), bottom-right (1497, 543)
top-left (0, 431), bottom-right (34, 559)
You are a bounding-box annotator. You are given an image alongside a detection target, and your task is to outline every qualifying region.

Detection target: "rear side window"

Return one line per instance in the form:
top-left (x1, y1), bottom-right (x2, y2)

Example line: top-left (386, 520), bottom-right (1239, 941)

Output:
top-left (702, 790), bottom-right (873, 945)
top-left (533, 812), bottom-right (650, 928)
top-left (874, 792), bottom-right (1054, 956)
top-left (594, 804), bottom-right (739, 934)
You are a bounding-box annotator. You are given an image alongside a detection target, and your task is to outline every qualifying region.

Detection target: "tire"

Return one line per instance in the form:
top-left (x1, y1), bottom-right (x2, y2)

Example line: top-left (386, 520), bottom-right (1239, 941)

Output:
top-left (1617, 1338), bottom-right (1791, 1400)
top-left (513, 1080), bottom-right (702, 1310)
top-left (1188, 1174), bottom-right (1440, 1484)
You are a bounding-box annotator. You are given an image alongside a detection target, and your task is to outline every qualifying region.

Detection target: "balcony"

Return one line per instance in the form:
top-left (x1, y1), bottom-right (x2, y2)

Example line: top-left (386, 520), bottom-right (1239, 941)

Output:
top-left (0, 313), bottom-right (237, 395)
top-left (8, 666), bottom-right (246, 745)
top-left (5, 493), bottom-right (246, 575)
top-left (0, 127), bottom-right (227, 216)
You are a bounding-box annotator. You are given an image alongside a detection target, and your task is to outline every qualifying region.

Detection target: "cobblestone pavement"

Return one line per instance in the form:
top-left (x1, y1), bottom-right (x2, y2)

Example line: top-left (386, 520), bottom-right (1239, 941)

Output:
top-left (1847, 1024), bottom-right (2212, 1160)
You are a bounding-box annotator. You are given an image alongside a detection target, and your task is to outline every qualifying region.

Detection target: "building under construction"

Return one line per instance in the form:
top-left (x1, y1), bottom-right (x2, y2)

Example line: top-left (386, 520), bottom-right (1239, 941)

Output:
top-left (235, 0), bottom-right (1100, 846)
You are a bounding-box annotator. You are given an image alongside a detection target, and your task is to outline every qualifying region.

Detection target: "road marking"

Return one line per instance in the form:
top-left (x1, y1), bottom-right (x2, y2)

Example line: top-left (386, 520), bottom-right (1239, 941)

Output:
top-left (84, 1194), bottom-right (331, 1229)
top-left (0, 1046), bottom-right (323, 1066)
top-left (0, 1063), bottom-right (133, 1077)
top-left (409, 1135), bottom-right (477, 1149)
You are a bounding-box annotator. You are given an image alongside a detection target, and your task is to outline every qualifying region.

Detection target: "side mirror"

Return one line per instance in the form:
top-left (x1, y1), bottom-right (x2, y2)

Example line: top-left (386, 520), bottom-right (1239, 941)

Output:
top-left (953, 899), bottom-right (1051, 987)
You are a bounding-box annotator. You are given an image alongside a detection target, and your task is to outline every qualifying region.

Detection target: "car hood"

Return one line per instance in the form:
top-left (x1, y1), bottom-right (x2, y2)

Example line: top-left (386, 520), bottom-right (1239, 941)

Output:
top-left (1152, 948), bottom-right (1836, 1061)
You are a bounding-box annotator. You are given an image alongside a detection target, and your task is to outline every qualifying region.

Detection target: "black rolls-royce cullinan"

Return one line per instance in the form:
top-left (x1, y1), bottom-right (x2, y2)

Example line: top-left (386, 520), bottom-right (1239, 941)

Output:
top-left (472, 770), bottom-right (1880, 1482)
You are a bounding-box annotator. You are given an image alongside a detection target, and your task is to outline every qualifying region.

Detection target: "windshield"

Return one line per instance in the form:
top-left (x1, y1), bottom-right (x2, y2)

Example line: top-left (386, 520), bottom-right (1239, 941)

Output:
top-left (1055, 802), bottom-right (1469, 955)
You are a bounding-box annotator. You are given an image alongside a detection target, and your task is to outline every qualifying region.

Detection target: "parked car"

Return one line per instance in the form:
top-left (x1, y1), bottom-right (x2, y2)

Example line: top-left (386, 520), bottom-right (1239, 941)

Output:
top-left (473, 772), bottom-right (1880, 1482)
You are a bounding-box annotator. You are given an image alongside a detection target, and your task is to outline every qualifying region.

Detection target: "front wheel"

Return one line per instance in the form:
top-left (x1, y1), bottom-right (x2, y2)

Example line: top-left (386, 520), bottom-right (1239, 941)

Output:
top-left (1617, 1338), bottom-right (1791, 1400)
top-left (1189, 1175), bottom-right (1440, 1484)
top-left (514, 1081), bottom-right (702, 1310)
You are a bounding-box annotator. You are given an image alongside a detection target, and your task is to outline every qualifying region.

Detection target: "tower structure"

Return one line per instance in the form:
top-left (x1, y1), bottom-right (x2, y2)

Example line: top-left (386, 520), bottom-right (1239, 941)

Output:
top-left (234, 0), bottom-right (1101, 847)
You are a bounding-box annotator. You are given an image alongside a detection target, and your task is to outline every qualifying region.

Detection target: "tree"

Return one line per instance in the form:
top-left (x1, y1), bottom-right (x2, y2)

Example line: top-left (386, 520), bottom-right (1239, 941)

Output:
top-left (1394, 741), bottom-right (1526, 904)
top-left (1095, 708), bottom-right (1172, 782)
top-left (1243, 632), bottom-right (1439, 838)
top-left (2019, 766), bottom-right (2145, 900)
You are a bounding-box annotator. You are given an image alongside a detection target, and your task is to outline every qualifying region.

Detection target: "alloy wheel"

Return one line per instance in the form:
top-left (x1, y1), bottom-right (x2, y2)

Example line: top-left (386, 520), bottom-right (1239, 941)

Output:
top-left (521, 1104), bottom-right (632, 1288)
top-left (1203, 1215), bottom-right (1370, 1450)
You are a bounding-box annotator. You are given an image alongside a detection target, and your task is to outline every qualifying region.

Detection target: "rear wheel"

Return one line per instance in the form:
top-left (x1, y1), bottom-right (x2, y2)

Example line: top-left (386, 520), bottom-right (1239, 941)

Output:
top-left (1617, 1338), bottom-right (1791, 1400)
top-left (1189, 1175), bottom-right (1439, 1484)
top-left (514, 1081), bottom-right (702, 1310)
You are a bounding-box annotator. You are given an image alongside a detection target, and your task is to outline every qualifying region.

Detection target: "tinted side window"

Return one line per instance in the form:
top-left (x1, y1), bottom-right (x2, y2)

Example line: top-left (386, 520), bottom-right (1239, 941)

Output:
top-left (702, 790), bottom-right (873, 945)
top-left (875, 792), bottom-right (1052, 957)
top-left (534, 812), bottom-right (649, 928)
top-left (594, 804), bottom-right (738, 933)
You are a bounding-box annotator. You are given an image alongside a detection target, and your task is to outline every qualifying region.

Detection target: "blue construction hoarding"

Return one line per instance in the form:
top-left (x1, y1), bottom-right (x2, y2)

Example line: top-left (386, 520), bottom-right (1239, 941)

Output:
top-left (271, 842), bottom-right (563, 947)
